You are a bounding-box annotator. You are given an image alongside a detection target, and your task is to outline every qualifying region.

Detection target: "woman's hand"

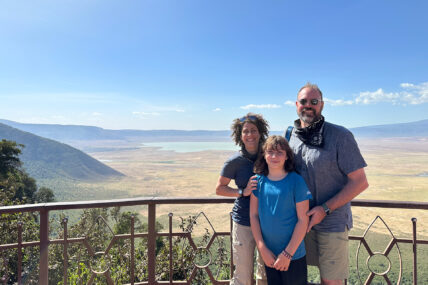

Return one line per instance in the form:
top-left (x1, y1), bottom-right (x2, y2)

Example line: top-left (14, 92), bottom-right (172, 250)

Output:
top-left (260, 247), bottom-right (276, 268)
top-left (243, 175), bottom-right (258, 196)
top-left (273, 254), bottom-right (291, 271)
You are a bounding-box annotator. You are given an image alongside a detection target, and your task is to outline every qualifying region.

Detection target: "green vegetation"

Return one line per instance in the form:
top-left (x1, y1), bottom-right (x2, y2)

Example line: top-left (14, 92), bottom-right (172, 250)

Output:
top-left (47, 210), bottom-right (230, 284)
top-left (0, 139), bottom-right (55, 205)
top-left (0, 139), bottom-right (55, 283)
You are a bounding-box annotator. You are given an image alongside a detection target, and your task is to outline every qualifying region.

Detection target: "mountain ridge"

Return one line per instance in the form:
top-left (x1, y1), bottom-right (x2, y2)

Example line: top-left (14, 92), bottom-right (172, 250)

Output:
top-left (349, 119), bottom-right (428, 138)
top-left (0, 123), bottom-right (124, 181)
top-left (0, 119), bottom-right (230, 142)
top-left (1, 118), bottom-right (428, 143)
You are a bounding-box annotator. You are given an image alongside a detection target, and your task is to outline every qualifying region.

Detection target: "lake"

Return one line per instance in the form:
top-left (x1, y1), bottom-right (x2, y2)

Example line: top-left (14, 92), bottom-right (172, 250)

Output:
top-left (141, 141), bottom-right (239, 153)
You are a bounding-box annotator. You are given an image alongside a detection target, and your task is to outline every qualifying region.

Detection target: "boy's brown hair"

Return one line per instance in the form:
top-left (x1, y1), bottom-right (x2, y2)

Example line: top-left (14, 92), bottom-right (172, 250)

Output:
top-left (254, 135), bottom-right (294, 175)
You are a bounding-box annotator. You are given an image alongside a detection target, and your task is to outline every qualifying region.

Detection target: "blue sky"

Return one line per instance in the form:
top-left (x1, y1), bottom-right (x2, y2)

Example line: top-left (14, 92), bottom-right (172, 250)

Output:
top-left (1, 0), bottom-right (427, 130)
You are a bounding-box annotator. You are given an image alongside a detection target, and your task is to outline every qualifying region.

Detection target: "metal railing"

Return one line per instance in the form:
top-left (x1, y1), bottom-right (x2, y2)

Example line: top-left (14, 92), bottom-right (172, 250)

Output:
top-left (0, 198), bottom-right (427, 284)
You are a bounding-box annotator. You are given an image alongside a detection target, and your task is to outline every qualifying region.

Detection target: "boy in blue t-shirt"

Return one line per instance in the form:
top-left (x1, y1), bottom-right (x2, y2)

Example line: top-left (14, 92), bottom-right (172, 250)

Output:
top-left (250, 135), bottom-right (312, 285)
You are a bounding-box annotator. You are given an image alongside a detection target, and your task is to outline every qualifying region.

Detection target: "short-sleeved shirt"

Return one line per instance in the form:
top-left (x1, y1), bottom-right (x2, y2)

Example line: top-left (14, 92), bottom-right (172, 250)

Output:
top-left (253, 172), bottom-right (312, 258)
top-left (289, 121), bottom-right (367, 232)
top-left (220, 151), bottom-right (257, 227)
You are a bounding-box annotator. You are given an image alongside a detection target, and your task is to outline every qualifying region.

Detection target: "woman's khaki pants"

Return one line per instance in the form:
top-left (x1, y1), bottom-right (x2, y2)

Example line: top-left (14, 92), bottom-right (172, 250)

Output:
top-left (230, 221), bottom-right (267, 285)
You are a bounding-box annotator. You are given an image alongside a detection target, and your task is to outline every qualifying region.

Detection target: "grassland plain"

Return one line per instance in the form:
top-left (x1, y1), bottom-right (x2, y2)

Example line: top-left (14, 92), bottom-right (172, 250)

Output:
top-left (33, 137), bottom-right (428, 283)
top-left (82, 138), bottom-right (427, 236)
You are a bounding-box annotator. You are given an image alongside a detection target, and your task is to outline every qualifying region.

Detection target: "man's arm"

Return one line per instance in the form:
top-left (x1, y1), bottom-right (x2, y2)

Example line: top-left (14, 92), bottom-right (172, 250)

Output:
top-left (306, 168), bottom-right (368, 232)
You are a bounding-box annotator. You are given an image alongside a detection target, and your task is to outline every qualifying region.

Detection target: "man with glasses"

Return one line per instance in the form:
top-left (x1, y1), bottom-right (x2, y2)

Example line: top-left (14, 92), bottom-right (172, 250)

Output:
top-left (287, 82), bottom-right (369, 285)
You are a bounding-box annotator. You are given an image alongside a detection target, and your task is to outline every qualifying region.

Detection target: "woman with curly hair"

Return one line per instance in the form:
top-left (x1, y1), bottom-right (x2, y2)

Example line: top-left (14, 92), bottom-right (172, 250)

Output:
top-left (216, 113), bottom-right (269, 285)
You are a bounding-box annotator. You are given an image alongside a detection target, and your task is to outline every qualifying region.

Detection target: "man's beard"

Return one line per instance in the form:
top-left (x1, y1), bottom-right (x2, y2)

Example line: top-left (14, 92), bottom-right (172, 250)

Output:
top-left (298, 108), bottom-right (321, 125)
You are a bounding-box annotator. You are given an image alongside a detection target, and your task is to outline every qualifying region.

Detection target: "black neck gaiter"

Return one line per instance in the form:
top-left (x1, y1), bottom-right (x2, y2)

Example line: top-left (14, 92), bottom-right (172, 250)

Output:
top-left (293, 116), bottom-right (325, 147)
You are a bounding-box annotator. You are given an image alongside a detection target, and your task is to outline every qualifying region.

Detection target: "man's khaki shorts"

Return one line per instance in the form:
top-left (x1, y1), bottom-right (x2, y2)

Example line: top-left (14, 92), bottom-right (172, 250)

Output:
top-left (305, 228), bottom-right (349, 281)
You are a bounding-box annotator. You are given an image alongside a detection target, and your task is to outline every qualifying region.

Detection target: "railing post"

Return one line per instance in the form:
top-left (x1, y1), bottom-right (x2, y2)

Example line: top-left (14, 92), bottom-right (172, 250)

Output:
top-left (412, 218), bottom-right (417, 285)
top-left (168, 213), bottom-right (173, 284)
top-left (62, 218), bottom-right (68, 285)
top-left (148, 203), bottom-right (156, 284)
top-left (17, 222), bottom-right (22, 285)
top-left (39, 209), bottom-right (49, 285)
top-left (230, 212), bottom-right (233, 280)
top-left (131, 215), bottom-right (135, 285)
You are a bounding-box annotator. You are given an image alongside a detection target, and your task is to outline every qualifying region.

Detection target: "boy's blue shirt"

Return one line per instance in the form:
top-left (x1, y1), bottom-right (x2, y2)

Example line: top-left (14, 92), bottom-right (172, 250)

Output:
top-left (253, 171), bottom-right (312, 258)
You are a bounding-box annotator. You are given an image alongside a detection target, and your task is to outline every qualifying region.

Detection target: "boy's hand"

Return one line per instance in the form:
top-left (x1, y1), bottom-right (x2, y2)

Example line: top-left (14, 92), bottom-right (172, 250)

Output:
top-left (273, 254), bottom-right (291, 271)
top-left (260, 247), bottom-right (276, 268)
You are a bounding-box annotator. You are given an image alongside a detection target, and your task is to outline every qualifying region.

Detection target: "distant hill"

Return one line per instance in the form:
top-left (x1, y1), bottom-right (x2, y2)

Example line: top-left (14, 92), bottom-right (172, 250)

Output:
top-left (0, 123), bottom-right (124, 181)
top-left (0, 119), bottom-right (230, 143)
top-left (350, 119), bottom-right (428, 138)
top-left (1, 119), bottom-right (428, 145)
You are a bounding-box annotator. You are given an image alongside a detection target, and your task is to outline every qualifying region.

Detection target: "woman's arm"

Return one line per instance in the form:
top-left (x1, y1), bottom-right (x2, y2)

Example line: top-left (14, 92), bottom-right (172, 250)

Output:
top-left (273, 200), bottom-right (309, 271)
top-left (216, 175), bottom-right (257, 197)
top-left (250, 193), bottom-right (276, 268)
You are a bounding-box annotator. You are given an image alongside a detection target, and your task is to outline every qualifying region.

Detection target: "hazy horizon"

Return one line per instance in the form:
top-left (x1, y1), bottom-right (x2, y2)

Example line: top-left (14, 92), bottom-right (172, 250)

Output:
top-left (2, 117), bottom-right (428, 132)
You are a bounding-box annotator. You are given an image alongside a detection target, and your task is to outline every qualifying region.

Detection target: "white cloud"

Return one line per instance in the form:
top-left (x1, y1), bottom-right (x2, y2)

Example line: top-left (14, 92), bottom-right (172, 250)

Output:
top-left (401, 82), bottom-right (428, 91)
top-left (323, 98), bottom-right (354, 106)
top-left (132, 111), bottom-right (161, 118)
top-left (92, 112), bottom-right (102, 116)
top-left (213, 108), bottom-right (221, 112)
top-left (318, 82), bottom-right (428, 107)
top-left (240, 104), bottom-right (282, 110)
top-left (355, 88), bottom-right (401, 105)
top-left (284, 100), bottom-right (295, 106)
top-left (354, 82), bottom-right (428, 105)
top-left (400, 83), bottom-right (414, 88)
top-left (175, 109), bottom-right (185, 113)
top-left (399, 82), bottom-right (428, 104)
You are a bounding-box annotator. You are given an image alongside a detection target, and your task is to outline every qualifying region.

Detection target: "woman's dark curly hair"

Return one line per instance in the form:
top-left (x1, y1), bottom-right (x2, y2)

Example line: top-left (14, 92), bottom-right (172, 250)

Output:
top-left (231, 113), bottom-right (269, 149)
top-left (254, 135), bottom-right (295, 176)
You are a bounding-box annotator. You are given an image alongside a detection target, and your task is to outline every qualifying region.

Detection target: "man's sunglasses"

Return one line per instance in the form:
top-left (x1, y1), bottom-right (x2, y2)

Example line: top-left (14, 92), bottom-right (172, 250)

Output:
top-left (298, 98), bottom-right (322, 106)
top-left (239, 115), bottom-right (257, 122)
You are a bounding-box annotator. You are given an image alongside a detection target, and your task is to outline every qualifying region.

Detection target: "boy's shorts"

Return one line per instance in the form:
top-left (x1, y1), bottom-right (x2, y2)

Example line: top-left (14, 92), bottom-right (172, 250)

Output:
top-left (305, 228), bottom-right (349, 280)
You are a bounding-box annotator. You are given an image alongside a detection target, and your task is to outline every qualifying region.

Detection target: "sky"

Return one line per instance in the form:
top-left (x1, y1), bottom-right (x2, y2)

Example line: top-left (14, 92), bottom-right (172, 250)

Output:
top-left (1, 0), bottom-right (427, 131)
